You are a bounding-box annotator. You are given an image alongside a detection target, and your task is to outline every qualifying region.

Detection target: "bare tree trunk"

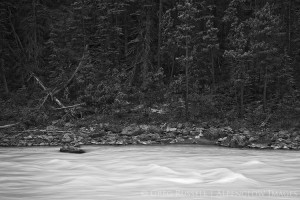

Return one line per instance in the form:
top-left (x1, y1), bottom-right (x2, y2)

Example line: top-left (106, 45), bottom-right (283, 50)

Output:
top-left (157, 0), bottom-right (163, 70)
top-left (33, 0), bottom-right (38, 69)
top-left (1, 59), bottom-right (9, 94)
top-left (81, 0), bottom-right (86, 49)
top-left (142, 7), bottom-right (151, 89)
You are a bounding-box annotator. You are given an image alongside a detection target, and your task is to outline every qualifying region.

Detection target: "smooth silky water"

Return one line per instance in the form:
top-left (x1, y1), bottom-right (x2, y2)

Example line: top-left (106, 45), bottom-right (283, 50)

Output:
top-left (0, 145), bottom-right (299, 200)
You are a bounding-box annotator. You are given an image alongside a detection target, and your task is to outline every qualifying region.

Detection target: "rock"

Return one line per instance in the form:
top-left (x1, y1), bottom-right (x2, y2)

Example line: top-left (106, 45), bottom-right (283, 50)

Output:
top-left (60, 145), bottom-right (85, 153)
top-left (190, 127), bottom-right (204, 137)
top-left (62, 133), bottom-right (73, 143)
top-left (166, 127), bottom-right (177, 132)
top-left (175, 137), bottom-right (185, 143)
top-left (165, 132), bottom-right (176, 138)
top-left (106, 135), bottom-right (117, 144)
top-left (115, 139), bottom-right (127, 145)
top-left (249, 137), bottom-right (258, 143)
top-left (137, 140), bottom-right (152, 145)
top-left (177, 123), bottom-right (184, 129)
top-left (217, 137), bottom-right (229, 146)
top-left (294, 136), bottom-right (300, 142)
top-left (91, 131), bottom-right (106, 138)
top-left (217, 134), bottom-right (248, 148)
top-left (105, 124), bottom-right (122, 133)
top-left (248, 143), bottom-right (270, 149)
top-left (121, 125), bottom-right (143, 136)
top-left (65, 122), bottom-right (75, 128)
top-left (46, 136), bottom-right (54, 142)
top-left (230, 134), bottom-right (248, 148)
top-left (24, 135), bottom-right (33, 140)
top-left (148, 126), bottom-right (163, 134)
top-left (138, 134), bottom-right (151, 141)
top-left (201, 122), bottom-right (210, 129)
top-left (2, 138), bottom-right (10, 143)
top-left (278, 130), bottom-right (289, 139)
top-left (203, 127), bottom-right (227, 140)
top-left (182, 129), bottom-right (190, 135)
top-left (161, 138), bottom-right (172, 144)
top-left (46, 125), bottom-right (58, 131)
top-left (291, 131), bottom-right (299, 137)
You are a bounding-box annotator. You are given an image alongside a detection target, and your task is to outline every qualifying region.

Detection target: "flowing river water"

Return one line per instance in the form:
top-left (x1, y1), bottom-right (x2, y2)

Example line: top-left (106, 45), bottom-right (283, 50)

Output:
top-left (0, 145), bottom-right (299, 200)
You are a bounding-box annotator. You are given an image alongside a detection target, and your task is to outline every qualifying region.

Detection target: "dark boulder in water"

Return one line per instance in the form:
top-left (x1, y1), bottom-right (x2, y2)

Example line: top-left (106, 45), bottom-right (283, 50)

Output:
top-left (60, 145), bottom-right (85, 154)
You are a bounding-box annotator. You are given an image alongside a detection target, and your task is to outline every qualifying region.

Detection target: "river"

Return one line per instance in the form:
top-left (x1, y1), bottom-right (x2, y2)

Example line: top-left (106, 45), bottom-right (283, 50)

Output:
top-left (0, 145), bottom-right (299, 200)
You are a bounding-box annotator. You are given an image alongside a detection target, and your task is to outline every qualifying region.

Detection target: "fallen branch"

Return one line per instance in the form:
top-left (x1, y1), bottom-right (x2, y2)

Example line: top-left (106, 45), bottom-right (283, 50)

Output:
top-left (0, 123), bottom-right (20, 129)
top-left (53, 103), bottom-right (86, 110)
top-left (11, 129), bottom-right (73, 133)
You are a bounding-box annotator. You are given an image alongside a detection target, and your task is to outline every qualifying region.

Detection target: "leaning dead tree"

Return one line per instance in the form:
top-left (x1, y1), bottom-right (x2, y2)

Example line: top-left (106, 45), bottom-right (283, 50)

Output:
top-left (31, 45), bottom-right (89, 113)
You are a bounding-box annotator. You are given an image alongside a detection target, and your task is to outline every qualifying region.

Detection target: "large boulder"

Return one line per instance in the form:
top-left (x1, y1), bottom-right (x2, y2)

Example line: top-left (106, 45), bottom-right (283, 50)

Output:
top-left (217, 134), bottom-right (249, 148)
top-left (203, 127), bottom-right (233, 140)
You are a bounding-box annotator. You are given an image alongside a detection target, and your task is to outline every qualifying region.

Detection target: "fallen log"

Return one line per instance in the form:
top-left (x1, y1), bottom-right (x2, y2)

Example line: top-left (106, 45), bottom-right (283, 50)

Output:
top-left (0, 123), bottom-right (20, 129)
top-left (31, 73), bottom-right (66, 108)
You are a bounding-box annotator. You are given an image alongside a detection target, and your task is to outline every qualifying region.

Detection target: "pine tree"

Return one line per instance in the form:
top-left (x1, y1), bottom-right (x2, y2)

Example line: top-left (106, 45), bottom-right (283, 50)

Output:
top-left (175, 0), bottom-right (201, 120)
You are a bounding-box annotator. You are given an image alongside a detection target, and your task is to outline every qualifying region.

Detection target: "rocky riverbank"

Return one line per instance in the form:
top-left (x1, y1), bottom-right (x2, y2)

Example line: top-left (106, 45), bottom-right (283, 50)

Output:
top-left (0, 123), bottom-right (299, 150)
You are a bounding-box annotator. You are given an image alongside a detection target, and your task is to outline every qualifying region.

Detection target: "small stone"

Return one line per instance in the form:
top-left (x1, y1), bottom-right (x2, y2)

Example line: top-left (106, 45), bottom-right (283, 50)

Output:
top-left (24, 135), bottom-right (33, 140)
top-left (175, 137), bottom-right (185, 143)
top-left (177, 123), bottom-right (184, 129)
top-left (283, 145), bottom-right (289, 150)
top-left (182, 129), bottom-right (190, 135)
top-left (46, 125), bottom-right (58, 131)
top-left (91, 131), bottom-right (106, 138)
top-left (62, 134), bottom-right (72, 143)
top-left (65, 122), bottom-right (75, 128)
top-left (165, 132), bottom-right (176, 138)
top-left (249, 137), bottom-right (257, 143)
top-left (115, 140), bottom-right (126, 145)
top-left (148, 126), bottom-right (163, 134)
top-left (2, 138), bottom-right (9, 143)
top-left (166, 127), bottom-right (177, 132)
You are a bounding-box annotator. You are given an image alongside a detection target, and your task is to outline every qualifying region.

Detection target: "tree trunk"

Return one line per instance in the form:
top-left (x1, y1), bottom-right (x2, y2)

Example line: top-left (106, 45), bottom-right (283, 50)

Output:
top-left (157, 0), bottom-right (163, 70)
top-left (211, 50), bottom-right (215, 93)
top-left (81, 0), bottom-right (86, 49)
top-left (124, 16), bottom-right (128, 59)
top-left (185, 37), bottom-right (189, 121)
top-left (263, 65), bottom-right (268, 113)
top-left (1, 59), bottom-right (9, 94)
top-left (169, 53), bottom-right (175, 84)
top-left (288, 0), bottom-right (292, 54)
top-left (240, 82), bottom-right (244, 117)
top-left (33, 0), bottom-right (38, 69)
top-left (142, 7), bottom-right (151, 89)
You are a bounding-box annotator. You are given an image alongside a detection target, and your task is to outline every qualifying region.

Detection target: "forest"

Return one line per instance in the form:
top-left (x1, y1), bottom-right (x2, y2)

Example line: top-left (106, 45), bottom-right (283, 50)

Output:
top-left (0, 0), bottom-right (299, 130)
